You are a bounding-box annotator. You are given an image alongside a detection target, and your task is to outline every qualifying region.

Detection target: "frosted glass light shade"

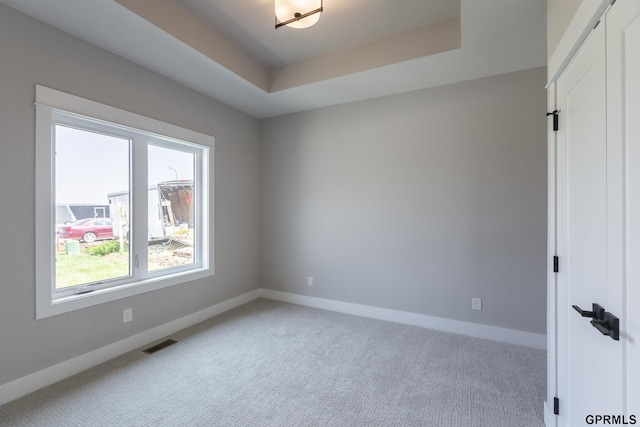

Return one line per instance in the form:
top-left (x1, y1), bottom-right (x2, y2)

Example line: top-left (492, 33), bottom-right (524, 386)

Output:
top-left (275, 0), bottom-right (321, 29)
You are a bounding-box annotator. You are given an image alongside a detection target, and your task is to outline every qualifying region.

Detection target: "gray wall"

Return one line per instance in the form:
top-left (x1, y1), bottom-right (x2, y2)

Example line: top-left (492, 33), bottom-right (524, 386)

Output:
top-left (547, 0), bottom-right (582, 60)
top-left (261, 67), bottom-right (547, 334)
top-left (0, 5), bottom-right (261, 386)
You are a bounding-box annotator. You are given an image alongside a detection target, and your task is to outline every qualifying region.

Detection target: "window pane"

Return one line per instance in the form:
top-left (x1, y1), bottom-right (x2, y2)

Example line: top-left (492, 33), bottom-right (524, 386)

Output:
top-left (148, 144), bottom-right (195, 271)
top-left (54, 125), bottom-right (130, 289)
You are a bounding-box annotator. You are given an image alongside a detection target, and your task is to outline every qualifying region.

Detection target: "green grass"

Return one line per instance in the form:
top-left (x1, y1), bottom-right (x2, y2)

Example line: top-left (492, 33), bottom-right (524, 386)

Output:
top-left (56, 253), bottom-right (130, 289)
top-left (85, 240), bottom-right (123, 257)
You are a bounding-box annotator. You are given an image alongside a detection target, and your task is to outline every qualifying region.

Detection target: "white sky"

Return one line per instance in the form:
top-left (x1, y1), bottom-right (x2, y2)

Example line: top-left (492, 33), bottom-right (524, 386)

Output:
top-left (55, 125), bottom-right (194, 204)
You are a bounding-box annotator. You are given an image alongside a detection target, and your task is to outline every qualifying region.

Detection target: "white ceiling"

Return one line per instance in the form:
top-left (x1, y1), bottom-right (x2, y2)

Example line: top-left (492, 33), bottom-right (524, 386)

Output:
top-left (0, 0), bottom-right (546, 119)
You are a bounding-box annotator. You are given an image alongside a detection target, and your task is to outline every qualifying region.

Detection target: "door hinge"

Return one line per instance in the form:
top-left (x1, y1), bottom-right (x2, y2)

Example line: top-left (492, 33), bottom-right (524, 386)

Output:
top-left (553, 256), bottom-right (559, 273)
top-left (554, 397), bottom-right (560, 415)
top-left (547, 110), bottom-right (559, 131)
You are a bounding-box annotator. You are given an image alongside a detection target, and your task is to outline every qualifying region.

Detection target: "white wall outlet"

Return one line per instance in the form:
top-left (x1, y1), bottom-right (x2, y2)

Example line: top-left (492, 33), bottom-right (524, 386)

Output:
top-left (472, 298), bottom-right (482, 311)
top-left (123, 308), bottom-right (133, 323)
top-left (307, 276), bottom-right (313, 287)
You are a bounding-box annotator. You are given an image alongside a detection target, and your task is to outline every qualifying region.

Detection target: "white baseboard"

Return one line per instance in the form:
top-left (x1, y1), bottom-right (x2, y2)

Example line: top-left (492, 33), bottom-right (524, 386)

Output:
top-left (0, 289), bottom-right (261, 406)
top-left (544, 400), bottom-right (557, 427)
top-left (260, 289), bottom-right (547, 350)
top-left (1, 287), bottom-right (546, 406)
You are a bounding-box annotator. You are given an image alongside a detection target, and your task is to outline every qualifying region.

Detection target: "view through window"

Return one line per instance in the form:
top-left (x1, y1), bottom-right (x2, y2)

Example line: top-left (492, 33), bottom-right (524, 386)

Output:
top-left (54, 126), bottom-right (199, 290)
top-left (147, 145), bottom-right (195, 272)
top-left (55, 125), bottom-right (130, 289)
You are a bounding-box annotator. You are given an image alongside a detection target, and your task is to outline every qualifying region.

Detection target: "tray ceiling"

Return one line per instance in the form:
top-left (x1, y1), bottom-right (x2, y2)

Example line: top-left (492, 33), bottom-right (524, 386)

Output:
top-left (0, 0), bottom-right (546, 118)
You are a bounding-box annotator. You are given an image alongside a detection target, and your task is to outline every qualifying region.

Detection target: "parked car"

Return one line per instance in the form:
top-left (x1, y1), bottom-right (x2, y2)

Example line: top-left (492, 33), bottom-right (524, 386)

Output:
top-left (57, 218), bottom-right (113, 243)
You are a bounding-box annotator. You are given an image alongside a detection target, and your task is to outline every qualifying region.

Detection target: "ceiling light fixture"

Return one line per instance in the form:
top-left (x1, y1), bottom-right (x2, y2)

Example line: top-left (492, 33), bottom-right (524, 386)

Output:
top-left (275, 0), bottom-right (323, 29)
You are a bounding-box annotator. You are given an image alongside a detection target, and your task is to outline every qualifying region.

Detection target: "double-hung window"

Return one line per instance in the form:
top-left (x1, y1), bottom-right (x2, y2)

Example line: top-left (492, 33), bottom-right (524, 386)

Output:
top-left (35, 85), bottom-right (213, 319)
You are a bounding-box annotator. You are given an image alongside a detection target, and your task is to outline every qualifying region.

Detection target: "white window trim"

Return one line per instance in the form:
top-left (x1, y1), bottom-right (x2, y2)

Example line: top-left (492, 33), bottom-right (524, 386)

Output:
top-left (35, 85), bottom-right (214, 319)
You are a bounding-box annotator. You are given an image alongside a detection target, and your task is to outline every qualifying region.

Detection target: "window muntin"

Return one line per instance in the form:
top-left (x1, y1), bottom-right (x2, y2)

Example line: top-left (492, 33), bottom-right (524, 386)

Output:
top-left (35, 85), bottom-right (213, 319)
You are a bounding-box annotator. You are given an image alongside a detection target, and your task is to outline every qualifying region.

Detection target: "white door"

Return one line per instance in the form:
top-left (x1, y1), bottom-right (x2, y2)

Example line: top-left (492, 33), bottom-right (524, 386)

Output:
top-left (554, 0), bottom-right (640, 424)
top-left (555, 14), bottom-right (623, 426)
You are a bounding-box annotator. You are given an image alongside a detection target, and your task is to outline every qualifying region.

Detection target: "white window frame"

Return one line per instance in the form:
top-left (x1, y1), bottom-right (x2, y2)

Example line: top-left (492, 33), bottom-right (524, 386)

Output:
top-left (35, 85), bottom-right (214, 319)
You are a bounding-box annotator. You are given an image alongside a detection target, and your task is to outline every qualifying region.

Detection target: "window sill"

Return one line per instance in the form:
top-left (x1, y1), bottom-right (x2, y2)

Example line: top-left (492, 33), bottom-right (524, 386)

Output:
top-left (36, 267), bottom-right (214, 320)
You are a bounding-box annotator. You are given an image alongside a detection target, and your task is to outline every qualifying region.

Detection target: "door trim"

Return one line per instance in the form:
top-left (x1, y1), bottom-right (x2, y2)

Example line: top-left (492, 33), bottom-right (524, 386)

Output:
top-left (548, 0), bottom-right (610, 86)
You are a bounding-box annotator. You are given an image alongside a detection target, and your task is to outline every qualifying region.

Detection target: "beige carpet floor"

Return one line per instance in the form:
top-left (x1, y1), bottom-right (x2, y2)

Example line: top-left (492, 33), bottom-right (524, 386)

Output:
top-left (0, 299), bottom-right (546, 426)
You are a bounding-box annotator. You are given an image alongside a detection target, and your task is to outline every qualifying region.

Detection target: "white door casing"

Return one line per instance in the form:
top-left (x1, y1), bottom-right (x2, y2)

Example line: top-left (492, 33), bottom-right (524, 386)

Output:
top-left (546, 80), bottom-right (558, 427)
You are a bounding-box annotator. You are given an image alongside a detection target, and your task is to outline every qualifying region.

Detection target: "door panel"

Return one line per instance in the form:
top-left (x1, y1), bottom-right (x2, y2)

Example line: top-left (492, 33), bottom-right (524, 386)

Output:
top-left (607, 0), bottom-right (640, 413)
top-left (552, 1), bottom-right (639, 425)
top-left (556, 19), bottom-right (624, 424)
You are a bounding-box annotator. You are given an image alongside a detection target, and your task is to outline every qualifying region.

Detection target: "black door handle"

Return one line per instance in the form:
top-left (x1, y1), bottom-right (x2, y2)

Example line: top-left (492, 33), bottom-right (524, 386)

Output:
top-left (573, 303), bottom-right (619, 341)
top-left (573, 305), bottom-right (594, 317)
top-left (572, 303), bottom-right (604, 319)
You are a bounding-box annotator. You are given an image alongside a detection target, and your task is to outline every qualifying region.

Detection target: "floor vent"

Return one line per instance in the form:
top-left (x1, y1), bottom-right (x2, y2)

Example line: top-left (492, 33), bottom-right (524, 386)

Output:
top-left (143, 339), bottom-right (178, 354)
